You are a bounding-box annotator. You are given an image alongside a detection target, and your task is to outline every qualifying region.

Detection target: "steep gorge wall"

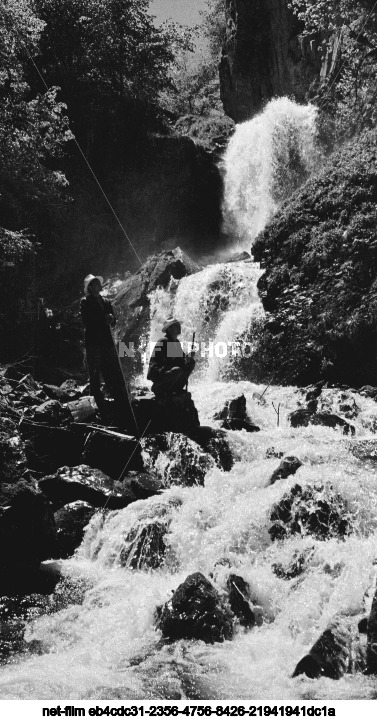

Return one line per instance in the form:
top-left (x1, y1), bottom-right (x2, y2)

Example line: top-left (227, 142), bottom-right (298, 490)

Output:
top-left (220, 0), bottom-right (322, 122)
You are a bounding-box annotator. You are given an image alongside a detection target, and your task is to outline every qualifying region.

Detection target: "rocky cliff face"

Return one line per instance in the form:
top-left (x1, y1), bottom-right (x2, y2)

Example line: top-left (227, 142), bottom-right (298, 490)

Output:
top-left (220, 0), bottom-right (322, 122)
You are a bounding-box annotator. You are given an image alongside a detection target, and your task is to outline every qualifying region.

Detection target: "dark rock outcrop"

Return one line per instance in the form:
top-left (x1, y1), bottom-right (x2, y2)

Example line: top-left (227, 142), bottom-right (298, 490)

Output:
top-left (293, 615), bottom-right (365, 679)
top-left (132, 391), bottom-right (200, 437)
top-left (367, 583), bottom-right (377, 674)
top-left (214, 395), bottom-right (260, 433)
top-left (156, 572), bottom-right (234, 644)
top-left (38, 470), bottom-right (134, 512)
top-left (141, 433), bottom-right (214, 487)
top-left (20, 420), bottom-right (84, 474)
top-left (273, 548), bottom-right (314, 580)
top-left (269, 483), bottom-right (351, 542)
top-left (269, 456), bottom-right (302, 486)
top-left (226, 574), bottom-right (256, 628)
top-left (55, 502), bottom-right (96, 559)
top-left (120, 520), bottom-right (168, 570)
top-left (193, 426), bottom-right (234, 472)
top-left (114, 248), bottom-right (201, 378)
top-left (0, 488), bottom-right (60, 595)
top-left (220, 0), bottom-right (321, 122)
top-left (289, 409), bottom-right (355, 436)
top-left (83, 428), bottom-right (144, 479)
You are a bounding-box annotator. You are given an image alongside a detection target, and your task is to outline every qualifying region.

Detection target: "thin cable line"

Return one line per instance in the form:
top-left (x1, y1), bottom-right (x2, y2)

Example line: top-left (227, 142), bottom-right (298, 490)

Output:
top-left (4, 9), bottom-right (143, 267)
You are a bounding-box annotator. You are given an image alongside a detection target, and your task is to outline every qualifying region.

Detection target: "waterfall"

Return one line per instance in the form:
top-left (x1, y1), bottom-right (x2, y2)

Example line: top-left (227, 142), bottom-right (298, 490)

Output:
top-left (222, 97), bottom-right (320, 246)
top-left (147, 260), bottom-right (264, 382)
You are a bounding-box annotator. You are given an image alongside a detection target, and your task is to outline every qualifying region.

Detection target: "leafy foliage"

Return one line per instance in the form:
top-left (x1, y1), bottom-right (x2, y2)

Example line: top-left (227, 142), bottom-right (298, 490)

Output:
top-left (33, 0), bottom-right (191, 152)
top-left (0, 0), bottom-right (71, 228)
top-left (253, 127), bottom-right (377, 386)
top-left (289, 0), bottom-right (377, 138)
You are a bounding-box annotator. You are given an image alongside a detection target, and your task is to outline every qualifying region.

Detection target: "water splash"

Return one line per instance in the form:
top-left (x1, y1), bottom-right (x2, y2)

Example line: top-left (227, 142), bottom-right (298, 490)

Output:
top-left (223, 98), bottom-right (320, 246)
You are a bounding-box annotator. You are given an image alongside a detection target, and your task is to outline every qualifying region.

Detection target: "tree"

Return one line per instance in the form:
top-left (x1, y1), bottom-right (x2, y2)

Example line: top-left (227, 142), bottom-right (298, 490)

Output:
top-left (0, 0), bottom-right (71, 230)
top-left (33, 0), bottom-right (191, 156)
top-left (288, 0), bottom-right (377, 138)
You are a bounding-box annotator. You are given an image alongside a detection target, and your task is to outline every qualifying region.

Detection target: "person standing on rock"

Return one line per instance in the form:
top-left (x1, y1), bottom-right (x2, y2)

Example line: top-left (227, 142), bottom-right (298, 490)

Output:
top-left (147, 318), bottom-right (195, 399)
top-left (80, 274), bottom-right (138, 435)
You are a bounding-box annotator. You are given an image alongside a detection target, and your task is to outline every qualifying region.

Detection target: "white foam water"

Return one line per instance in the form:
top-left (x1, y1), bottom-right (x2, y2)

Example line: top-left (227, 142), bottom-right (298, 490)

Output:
top-left (222, 98), bottom-right (320, 246)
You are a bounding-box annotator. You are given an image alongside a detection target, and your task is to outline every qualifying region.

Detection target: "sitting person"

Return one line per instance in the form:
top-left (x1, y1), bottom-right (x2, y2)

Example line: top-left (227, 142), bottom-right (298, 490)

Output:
top-left (147, 318), bottom-right (195, 399)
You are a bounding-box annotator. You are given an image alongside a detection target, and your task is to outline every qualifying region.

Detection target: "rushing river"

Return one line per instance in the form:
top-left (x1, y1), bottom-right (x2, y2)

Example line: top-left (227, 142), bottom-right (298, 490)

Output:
top-left (2, 99), bottom-right (376, 701)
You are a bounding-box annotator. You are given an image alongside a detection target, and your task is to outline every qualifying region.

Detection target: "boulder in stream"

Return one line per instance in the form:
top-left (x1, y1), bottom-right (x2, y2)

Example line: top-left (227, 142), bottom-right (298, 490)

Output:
top-left (366, 582), bottom-right (377, 674)
top-left (55, 502), bottom-right (97, 558)
top-left (269, 483), bottom-right (351, 542)
top-left (141, 433), bottom-right (214, 487)
top-left (156, 572), bottom-right (234, 644)
top-left (214, 395), bottom-right (260, 433)
top-left (289, 409), bottom-right (355, 436)
top-left (293, 615), bottom-right (365, 679)
top-left (269, 456), bottom-right (302, 486)
top-left (193, 426), bottom-right (234, 472)
top-left (226, 574), bottom-right (257, 628)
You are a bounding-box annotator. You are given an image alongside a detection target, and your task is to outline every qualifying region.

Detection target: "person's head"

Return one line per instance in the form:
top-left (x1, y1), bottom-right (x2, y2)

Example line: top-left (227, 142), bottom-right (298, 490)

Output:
top-left (162, 318), bottom-right (181, 340)
top-left (84, 274), bottom-right (103, 296)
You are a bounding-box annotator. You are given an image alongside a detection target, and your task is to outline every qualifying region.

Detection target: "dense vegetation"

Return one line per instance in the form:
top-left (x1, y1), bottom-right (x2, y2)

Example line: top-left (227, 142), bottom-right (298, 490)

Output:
top-left (289, 0), bottom-right (377, 141)
top-left (253, 127), bottom-right (377, 387)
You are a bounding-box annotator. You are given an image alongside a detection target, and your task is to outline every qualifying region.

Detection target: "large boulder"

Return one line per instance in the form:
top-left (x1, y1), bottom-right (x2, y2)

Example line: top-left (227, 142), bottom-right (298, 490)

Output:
top-left (289, 409), bottom-right (355, 436)
top-left (38, 468), bottom-right (135, 512)
top-left (156, 572), bottom-right (234, 644)
top-left (269, 483), bottom-right (351, 542)
top-left (141, 433), bottom-right (214, 487)
top-left (83, 428), bottom-right (144, 479)
top-left (55, 502), bottom-right (97, 559)
top-left (214, 395), bottom-right (260, 433)
top-left (0, 487), bottom-right (60, 595)
top-left (193, 426), bottom-right (234, 472)
top-left (19, 420), bottom-right (85, 474)
top-left (132, 391), bottom-right (200, 437)
top-left (367, 582), bottom-right (377, 674)
top-left (293, 615), bottom-right (365, 679)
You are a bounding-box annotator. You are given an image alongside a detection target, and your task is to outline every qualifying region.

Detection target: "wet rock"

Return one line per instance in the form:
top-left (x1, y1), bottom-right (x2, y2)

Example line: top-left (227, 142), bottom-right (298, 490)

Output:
top-left (289, 409), bottom-right (355, 436)
top-left (214, 395), bottom-right (260, 433)
top-left (273, 548), bottom-right (314, 580)
top-left (128, 472), bottom-right (163, 500)
top-left (141, 433), bottom-right (214, 487)
top-left (226, 574), bottom-right (256, 628)
top-left (83, 428), bottom-right (144, 479)
top-left (269, 483), bottom-right (351, 542)
top-left (367, 583), bottom-right (377, 674)
top-left (32, 399), bottom-right (71, 426)
top-left (305, 382), bottom-right (326, 403)
top-left (269, 456), bottom-right (303, 486)
top-left (156, 572), bottom-right (234, 644)
top-left (120, 520), bottom-right (168, 570)
top-left (292, 615), bottom-right (363, 679)
top-left (360, 385), bottom-right (377, 399)
top-left (55, 502), bottom-right (97, 558)
top-left (0, 417), bottom-right (27, 490)
top-left (38, 470), bottom-right (134, 512)
top-left (349, 439), bottom-right (377, 462)
top-left (193, 426), bottom-right (234, 472)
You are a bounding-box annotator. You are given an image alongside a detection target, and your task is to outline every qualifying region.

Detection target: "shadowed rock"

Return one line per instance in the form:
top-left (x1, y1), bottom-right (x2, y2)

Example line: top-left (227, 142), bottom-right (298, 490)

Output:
top-left (193, 426), bottom-right (234, 472)
top-left (367, 583), bottom-right (377, 674)
top-left (289, 409), bottom-right (355, 436)
top-left (55, 502), bottom-right (97, 558)
top-left (293, 615), bottom-right (365, 679)
top-left (226, 574), bottom-right (256, 628)
top-left (214, 395), bottom-right (260, 433)
top-left (156, 572), bottom-right (234, 644)
top-left (269, 483), bottom-right (351, 542)
top-left (269, 456), bottom-right (302, 486)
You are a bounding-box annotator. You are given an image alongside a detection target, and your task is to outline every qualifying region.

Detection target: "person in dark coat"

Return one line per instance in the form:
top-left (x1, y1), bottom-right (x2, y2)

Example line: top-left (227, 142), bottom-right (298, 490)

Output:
top-left (80, 274), bottom-right (138, 435)
top-left (147, 318), bottom-right (195, 399)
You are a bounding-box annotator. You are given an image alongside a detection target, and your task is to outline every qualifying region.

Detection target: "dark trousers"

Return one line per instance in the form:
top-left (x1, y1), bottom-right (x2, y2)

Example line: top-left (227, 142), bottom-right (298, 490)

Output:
top-left (86, 343), bottom-right (138, 435)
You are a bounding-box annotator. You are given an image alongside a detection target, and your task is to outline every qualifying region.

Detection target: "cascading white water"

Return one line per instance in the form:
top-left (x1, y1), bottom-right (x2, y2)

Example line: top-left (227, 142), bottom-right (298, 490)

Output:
top-left (223, 98), bottom-right (320, 246)
top-left (147, 261), bottom-right (264, 383)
